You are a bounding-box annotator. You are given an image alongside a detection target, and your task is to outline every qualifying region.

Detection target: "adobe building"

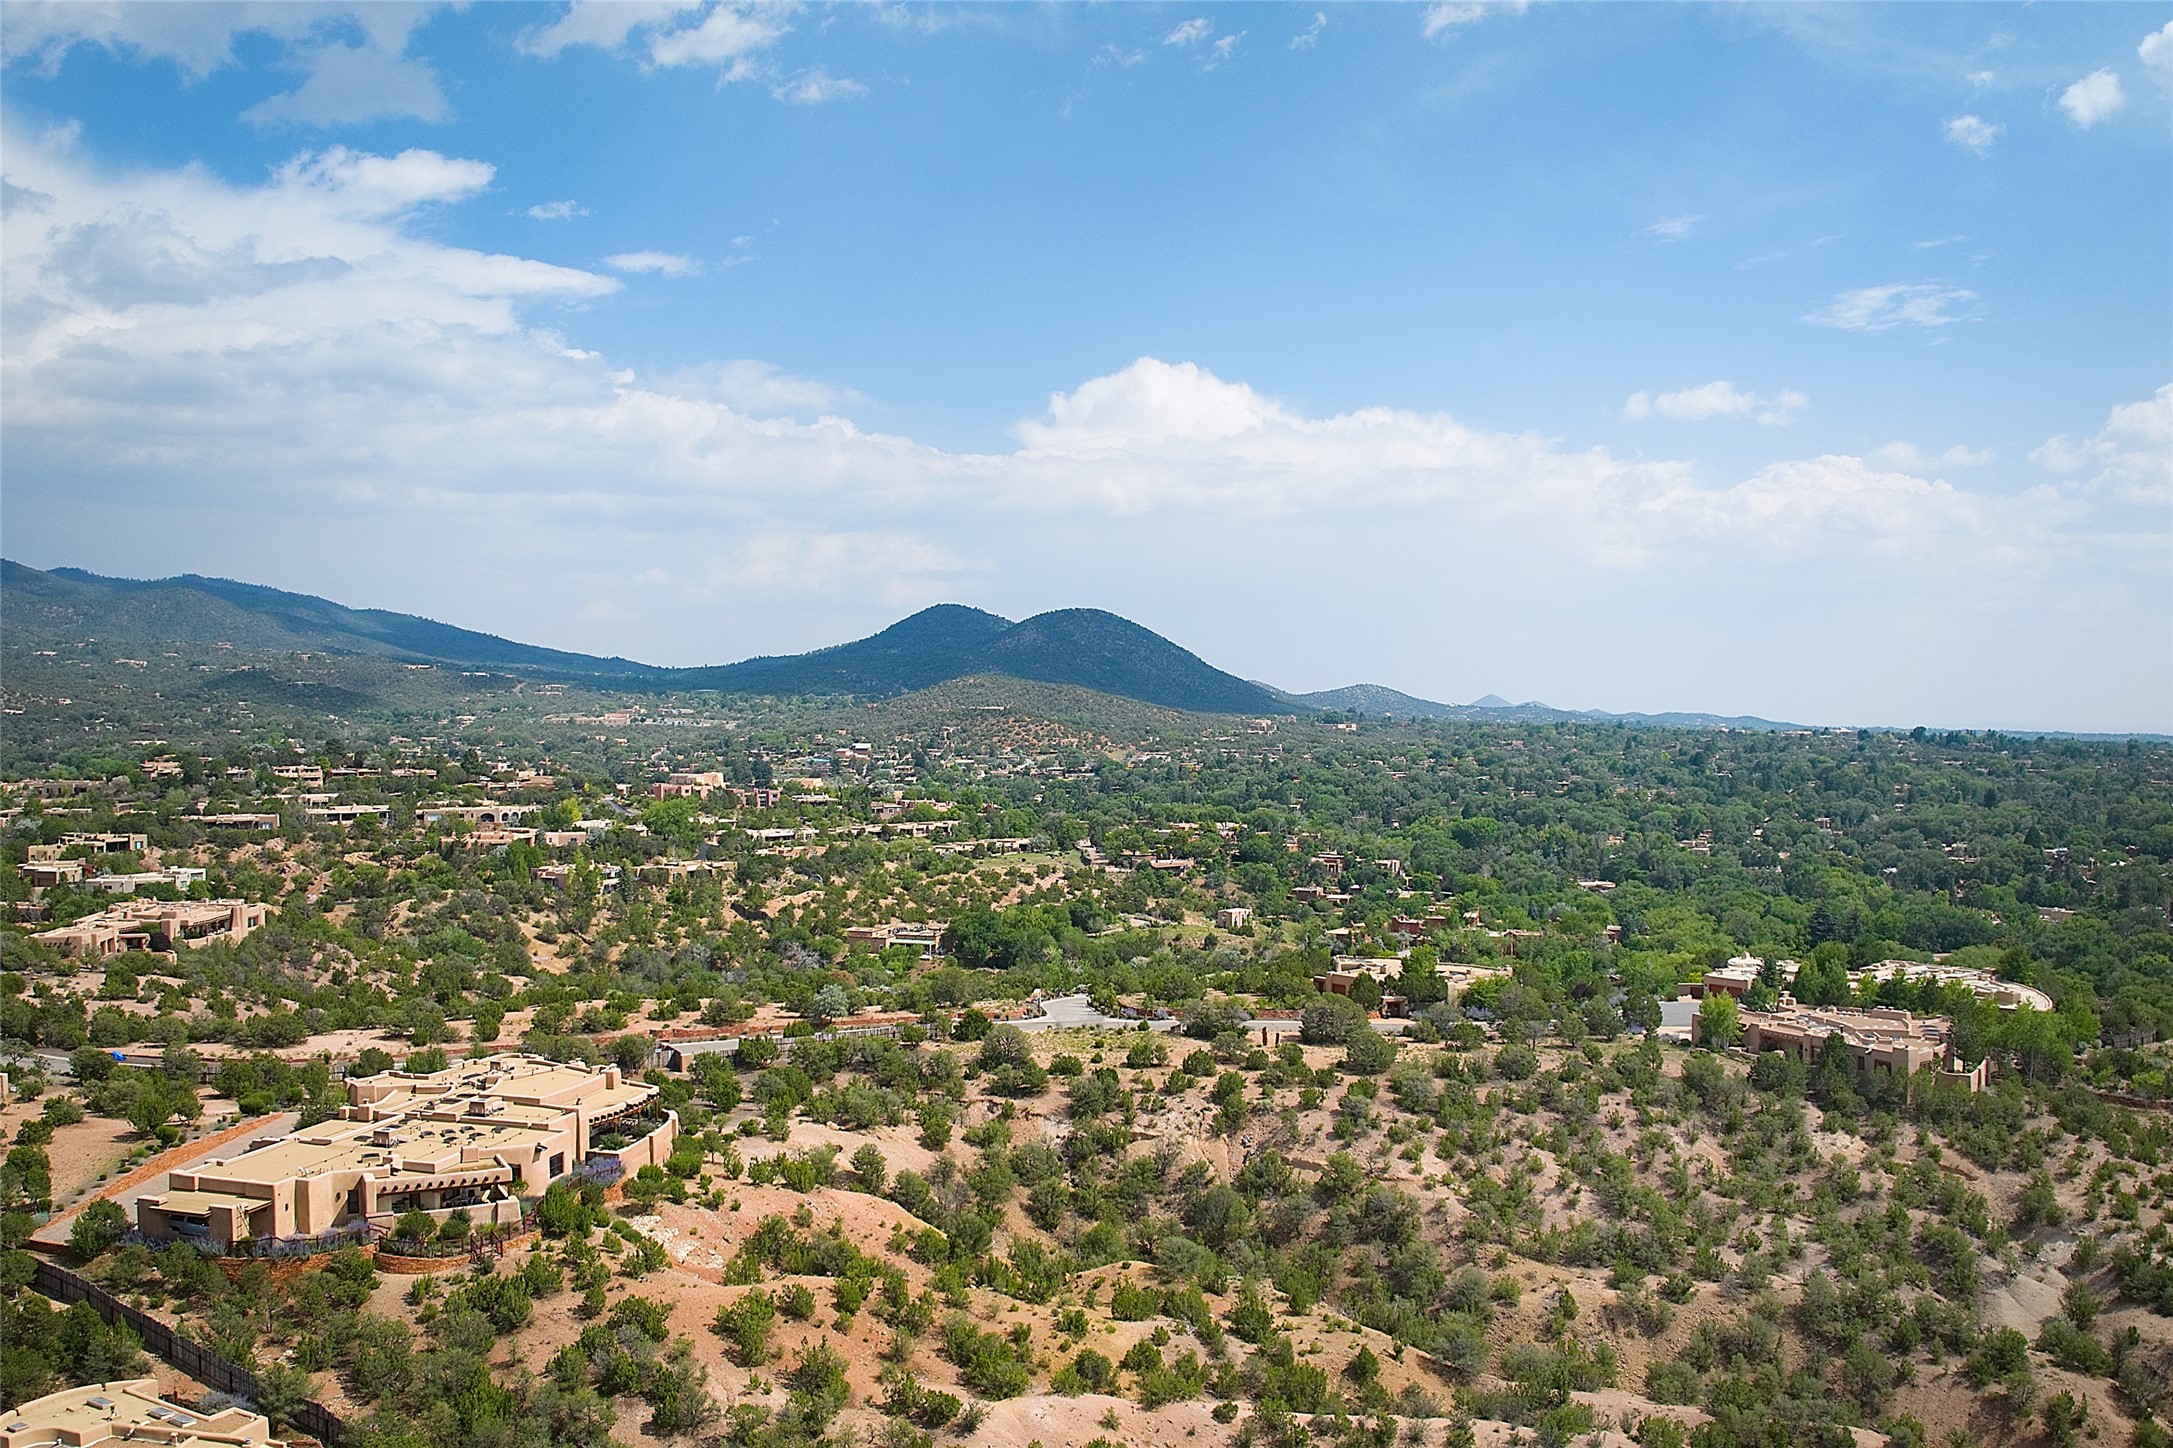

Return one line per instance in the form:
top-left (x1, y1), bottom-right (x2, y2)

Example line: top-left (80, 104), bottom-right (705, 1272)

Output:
top-left (135, 1054), bottom-right (674, 1250)
top-left (1734, 1002), bottom-right (1992, 1092)
top-left (36, 900), bottom-right (267, 958)
top-left (1853, 958), bottom-right (2056, 1013)
top-left (417, 801), bottom-right (538, 827)
top-left (0, 1379), bottom-right (282, 1448)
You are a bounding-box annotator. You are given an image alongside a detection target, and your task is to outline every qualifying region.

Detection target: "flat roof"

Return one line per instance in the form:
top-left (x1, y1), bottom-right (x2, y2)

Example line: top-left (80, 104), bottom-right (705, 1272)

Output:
top-left (0, 1378), bottom-right (279, 1448)
top-left (172, 1054), bottom-right (654, 1196)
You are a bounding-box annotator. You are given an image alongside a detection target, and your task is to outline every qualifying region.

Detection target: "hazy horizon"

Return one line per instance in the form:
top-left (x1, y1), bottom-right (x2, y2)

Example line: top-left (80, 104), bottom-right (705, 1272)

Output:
top-left (19, 557), bottom-right (2173, 737)
top-left (2, 2), bottom-right (2167, 732)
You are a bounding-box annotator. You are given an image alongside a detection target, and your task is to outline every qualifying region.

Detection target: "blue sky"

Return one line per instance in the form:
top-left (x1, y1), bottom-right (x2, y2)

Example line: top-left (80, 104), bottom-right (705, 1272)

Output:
top-left (2, 2), bottom-right (2168, 731)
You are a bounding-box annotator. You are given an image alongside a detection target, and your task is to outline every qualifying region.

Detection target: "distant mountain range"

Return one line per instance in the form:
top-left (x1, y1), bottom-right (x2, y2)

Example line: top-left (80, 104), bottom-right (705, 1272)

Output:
top-left (0, 560), bottom-right (1806, 727)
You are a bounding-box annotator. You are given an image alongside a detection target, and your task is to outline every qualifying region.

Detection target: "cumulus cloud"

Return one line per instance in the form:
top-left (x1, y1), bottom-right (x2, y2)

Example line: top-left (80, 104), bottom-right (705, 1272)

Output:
top-left (1291, 13), bottom-right (1327, 50)
top-left (1943, 114), bottom-right (2001, 154)
top-left (521, 1), bottom-right (809, 88)
top-left (2059, 69), bottom-right (2126, 128)
top-left (1, 126), bottom-right (2145, 665)
top-left (3, 2), bottom-right (337, 78)
top-left (526, 199), bottom-right (588, 221)
top-left (648, 4), bottom-right (791, 71)
top-left (2031, 385), bottom-right (2173, 505)
top-left (520, 1), bottom-right (704, 58)
top-left (1164, 18), bottom-right (1212, 47)
top-left (1803, 283), bottom-right (1980, 331)
top-left (604, 250), bottom-right (700, 276)
top-left (2145, 22), bottom-right (2173, 86)
top-left (1641, 214), bottom-right (1705, 242)
top-left (1623, 382), bottom-right (1807, 426)
top-left (245, 40), bottom-right (448, 128)
top-left (4, 3), bottom-right (450, 125)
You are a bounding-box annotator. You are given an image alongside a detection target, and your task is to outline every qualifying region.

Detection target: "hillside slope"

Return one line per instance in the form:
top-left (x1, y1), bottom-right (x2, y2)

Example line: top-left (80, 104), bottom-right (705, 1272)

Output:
top-left (681, 604), bottom-right (1013, 696)
top-left (7, 562), bottom-right (664, 682)
top-left (1, 563), bottom-right (1288, 715)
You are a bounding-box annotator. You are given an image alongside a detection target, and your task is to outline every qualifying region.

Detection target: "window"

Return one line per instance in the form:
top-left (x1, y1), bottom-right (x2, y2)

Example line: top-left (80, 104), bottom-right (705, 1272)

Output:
top-left (549, 1153), bottom-right (565, 1178)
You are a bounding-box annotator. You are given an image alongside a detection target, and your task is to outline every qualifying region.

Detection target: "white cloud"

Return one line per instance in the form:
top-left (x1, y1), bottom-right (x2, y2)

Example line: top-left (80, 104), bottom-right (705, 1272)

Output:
top-left (521, 2), bottom-right (792, 85)
top-left (1867, 441), bottom-right (1994, 472)
top-left (1968, 69), bottom-right (1995, 89)
top-left (1209, 34), bottom-right (1243, 66)
top-left (2031, 385), bottom-right (2173, 505)
top-left (772, 67), bottom-right (865, 104)
top-left (702, 530), bottom-right (962, 592)
top-left (1422, 1), bottom-right (1524, 41)
top-left (274, 146), bottom-right (497, 213)
top-left (657, 360), bottom-right (855, 417)
top-left (648, 3), bottom-right (791, 71)
top-left (1623, 382), bottom-right (1807, 426)
top-left (2059, 69), bottom-right (2126, 128)
top-left (3, 2), bottom-right (327, 78)
top-left (526, 199), bottom-right (589, 221)
top-left (1803, 283), bottom-right (1980, 331)
top-left (1641, 213), bottom-right (1705, 243)
top-left (2145, 22), bottom-right (2173, 86)
top-left (1943, 114), bottom-right (2001, 154)
top-left (244, 34), bottom-right (448, 128)
top-left (3, 3), bottom-right (449, 126)
top-left (520, 1), bottom-right (704, 58)
top-left (604, 251), bottom-right (700, 276)
top-left (1163, 18), bottom-right (1212, 47)
top-left (1291, 13), bottom-right (1326, 50)
top-left (4, 127), bottom-right (2154, 700)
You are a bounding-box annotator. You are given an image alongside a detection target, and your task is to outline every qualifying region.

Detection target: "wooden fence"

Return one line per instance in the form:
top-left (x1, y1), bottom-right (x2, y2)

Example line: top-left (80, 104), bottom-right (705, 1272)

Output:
top-left (32, 1256), bottom-right (349, 1447)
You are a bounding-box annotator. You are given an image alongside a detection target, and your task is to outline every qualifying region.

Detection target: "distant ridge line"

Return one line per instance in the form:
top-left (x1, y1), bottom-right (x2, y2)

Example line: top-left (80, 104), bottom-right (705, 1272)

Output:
top-left (13, 560), bottom-right (2151, 735)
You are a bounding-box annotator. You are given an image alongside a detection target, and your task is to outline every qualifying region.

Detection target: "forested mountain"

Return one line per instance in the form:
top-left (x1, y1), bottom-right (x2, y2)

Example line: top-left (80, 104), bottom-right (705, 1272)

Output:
top-left (4, 561), bottom-right (666, 682)
top-left (2, 564), bottom-right (1284, 714)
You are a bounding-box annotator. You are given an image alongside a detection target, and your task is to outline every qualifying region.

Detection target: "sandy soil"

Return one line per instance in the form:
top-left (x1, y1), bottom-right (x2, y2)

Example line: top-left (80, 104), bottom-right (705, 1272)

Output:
top-left (0, 1096), bottom-right (137, 1207)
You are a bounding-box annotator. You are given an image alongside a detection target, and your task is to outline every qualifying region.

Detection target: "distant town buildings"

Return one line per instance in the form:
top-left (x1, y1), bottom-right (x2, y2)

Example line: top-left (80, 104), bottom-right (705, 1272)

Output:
top-left (533, 861), bottom-right (623, 891)
top-left (19, 857), bottom-right (85, 888)
top-left (644, 774), bottom-right (783, 809)
top-left (418, 802), bottom-right (538, 828)
top-left (1727, 1002), bottom-right (1992, 1092)
top-left (85, 866), bottom-right (207, 894)
top-left (36, 900), bottom-right (267, 958)
top-left (1311, 955), bottom-right (1512, 1014)
top-left (194, 812), bottom-right (280, 830)
top-left (844, 922), bottom-right (946, 960)
top-left (306, 803), bottom-right (393, 826)
top-left (1699, 954), bottom-right (2053, 1015)
top-left (1853, 958), bottom-right (2055, 1013)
